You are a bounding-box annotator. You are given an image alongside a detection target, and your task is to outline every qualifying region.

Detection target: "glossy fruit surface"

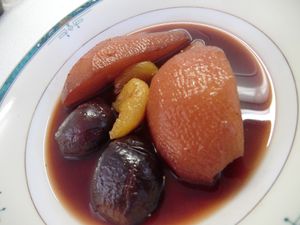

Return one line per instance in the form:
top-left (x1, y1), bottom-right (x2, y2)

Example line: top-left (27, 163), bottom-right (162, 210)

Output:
top-left (147, 41), bottom-right (244, 185)
top-left (62, 29), bottom-right (191, 106)
top-left (114, 61), bottom-right (158, 94)
top-left (90, 136), bottom-right (164, 225)
top-left (110, 78), bottom-right (149, 139)
top-left (55, 98), bottom-right (115, 158)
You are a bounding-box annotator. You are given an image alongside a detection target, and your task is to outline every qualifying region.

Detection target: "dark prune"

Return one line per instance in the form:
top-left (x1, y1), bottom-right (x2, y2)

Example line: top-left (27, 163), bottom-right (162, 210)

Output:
top-left (55, 98), bottom-right (115, 159)
top-left (90, 136), bottom-right (164, 225)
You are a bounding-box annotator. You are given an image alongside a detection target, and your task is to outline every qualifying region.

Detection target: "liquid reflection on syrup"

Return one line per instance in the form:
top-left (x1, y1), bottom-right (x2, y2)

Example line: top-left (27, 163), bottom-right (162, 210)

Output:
top-left (46, 23), bottom-right (274, 225)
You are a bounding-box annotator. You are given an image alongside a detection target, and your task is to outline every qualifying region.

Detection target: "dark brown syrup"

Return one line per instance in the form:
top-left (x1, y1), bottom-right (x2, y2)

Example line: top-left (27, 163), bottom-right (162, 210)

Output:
top-left (46, 23), bottom-right (273, 225)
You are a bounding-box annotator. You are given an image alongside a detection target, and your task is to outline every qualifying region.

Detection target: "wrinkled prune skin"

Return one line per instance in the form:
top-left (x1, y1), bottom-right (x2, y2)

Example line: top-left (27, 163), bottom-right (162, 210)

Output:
top-left (55, 98), bottom-right (115, 159)
top-left (90, 136), bottom-right (164, 225)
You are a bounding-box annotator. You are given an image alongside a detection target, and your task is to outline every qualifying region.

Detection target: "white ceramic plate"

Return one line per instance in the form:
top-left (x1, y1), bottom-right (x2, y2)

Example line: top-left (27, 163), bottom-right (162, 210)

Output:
top-left (0, 1), bottom-right (299, 225)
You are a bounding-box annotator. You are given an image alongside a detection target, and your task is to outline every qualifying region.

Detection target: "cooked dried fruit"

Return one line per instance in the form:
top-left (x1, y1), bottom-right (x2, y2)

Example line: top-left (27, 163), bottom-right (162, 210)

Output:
top-left (114, 61), bottom-right (158, 94)
top-left (110, 78), bottom-right (149, 139)
top-left (54, 98), bottom-right (115, 159)
top-left (61, 29), bottom-right (191, 106)
top-left (90, 136), bottom-right (164, 225)
top-left (147, 40), bottom-right (244, 185)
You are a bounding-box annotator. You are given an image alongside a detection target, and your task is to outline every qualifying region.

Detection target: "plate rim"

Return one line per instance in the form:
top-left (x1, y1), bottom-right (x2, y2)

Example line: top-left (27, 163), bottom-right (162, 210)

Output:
top-left (0, 2), bottom-right (298, 225)
top-left (0, 0), bottom-right (102, 105)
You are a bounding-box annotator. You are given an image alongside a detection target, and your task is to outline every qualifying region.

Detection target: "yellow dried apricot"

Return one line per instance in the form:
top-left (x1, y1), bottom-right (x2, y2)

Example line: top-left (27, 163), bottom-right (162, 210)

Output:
top-left (114, 61), bottom-right (158, 94)
top-left (110, 78), bottom-right (149, 139)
